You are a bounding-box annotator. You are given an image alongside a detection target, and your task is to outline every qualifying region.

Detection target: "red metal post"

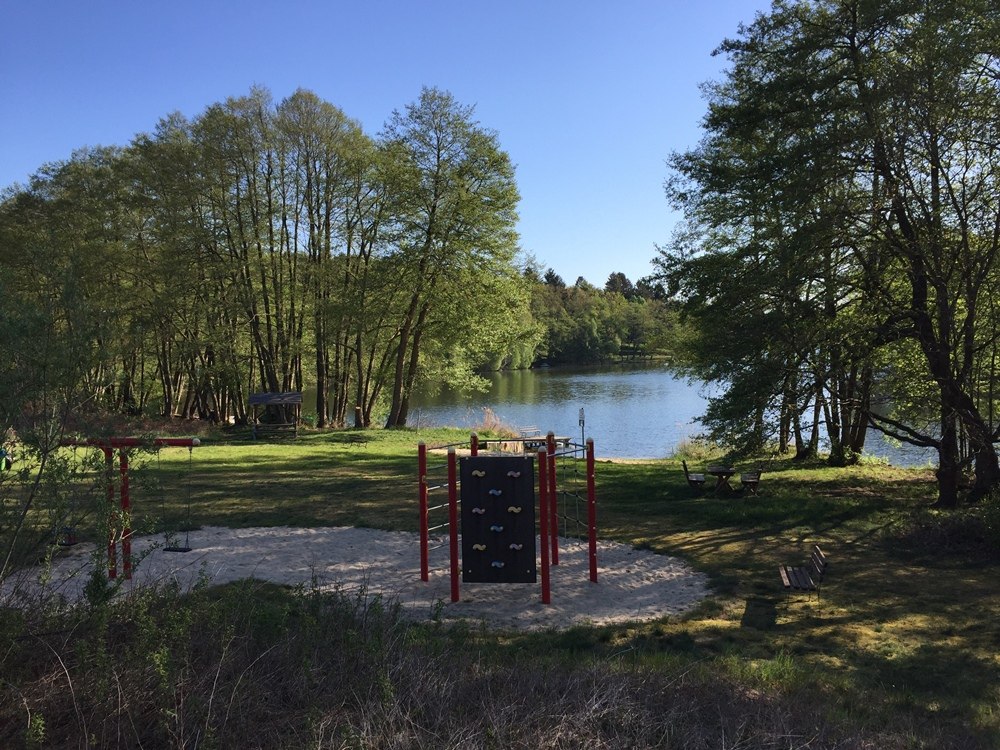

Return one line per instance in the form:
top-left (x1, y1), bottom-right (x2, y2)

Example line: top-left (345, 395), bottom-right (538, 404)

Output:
top-left (470, 433), bottom-right (479, 456)
top-left (418, 442), bottom-right (429, 581)
top-left (58, 437), bottom-right (200, 581)
top-left (447, 448), bottom-right (460, 603)
top-left (537, 449), bottom-right (551, 604)
top-left (587, 438), bottom-right (598, 583)
top-left (120, 448), bottom-right (132, 580)
top-left (103, 446), bottom-right (117, 579)
top-left (547, 432), bottom-right (559, 565)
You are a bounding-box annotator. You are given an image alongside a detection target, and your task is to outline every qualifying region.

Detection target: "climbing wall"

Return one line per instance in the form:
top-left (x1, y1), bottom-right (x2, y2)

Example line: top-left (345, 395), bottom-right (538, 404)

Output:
top-left (460, 455), bottom-right (537, 583)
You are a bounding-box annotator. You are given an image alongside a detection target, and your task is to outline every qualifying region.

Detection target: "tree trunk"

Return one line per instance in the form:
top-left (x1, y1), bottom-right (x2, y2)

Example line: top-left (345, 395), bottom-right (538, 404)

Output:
top-left (970, 444), bottom-right (1000, 504)
top-left (385, 286), bottom-right (423, 427)
top-left (934, 401), bottom-right (961, 508)
top-left (395, 304), bottom-right (430, 428)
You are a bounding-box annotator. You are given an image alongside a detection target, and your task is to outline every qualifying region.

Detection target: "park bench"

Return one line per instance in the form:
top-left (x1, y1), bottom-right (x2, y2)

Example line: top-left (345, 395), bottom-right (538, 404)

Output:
top-left (739, 469), bottom-right (761, 495)
top-left (779, 544), bottom-right (828, 600)
top-left (682, 460), bottom-right (706, 490)
top-left (343, 432), bottom-right (369, 448)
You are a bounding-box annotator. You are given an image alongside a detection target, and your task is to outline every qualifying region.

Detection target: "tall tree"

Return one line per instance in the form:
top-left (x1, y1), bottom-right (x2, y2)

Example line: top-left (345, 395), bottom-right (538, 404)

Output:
top-left (274, 90), bottom-right (362, 427)
top-left (379, 88), bottom-right (521, 427)
top-left (605, 272), bottom-right (636, 299)
top-left (194, 88), bottom-right (307, 413)
top-left (659, 0), bottom-right (1000, 503)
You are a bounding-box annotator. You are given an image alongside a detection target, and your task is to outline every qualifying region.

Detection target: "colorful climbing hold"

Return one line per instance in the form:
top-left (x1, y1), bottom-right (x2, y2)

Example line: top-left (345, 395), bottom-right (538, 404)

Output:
top-left (489, 524), bottom-right (504, 532)
top-left (491, 560), bottom-right (505, 568)
top-left (488, 488), bottom-right (503, 496)
top-left (471, 469), bottom-right (487, 477)
top-left (507, 505), bottom-right (522, 514)
top-left (472, 543), bottom-right (487, 551)
top-left (506, 470), bottom-right (521, 478)
top-left (472, 507), bottom-right (486, 515)
top-left (509, 543), bottom-right (523, 551)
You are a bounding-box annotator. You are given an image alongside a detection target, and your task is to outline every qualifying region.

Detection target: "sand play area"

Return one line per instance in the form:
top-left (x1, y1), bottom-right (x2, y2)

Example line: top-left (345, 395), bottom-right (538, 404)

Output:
top-left (3, 526), bottom-right (711, 631)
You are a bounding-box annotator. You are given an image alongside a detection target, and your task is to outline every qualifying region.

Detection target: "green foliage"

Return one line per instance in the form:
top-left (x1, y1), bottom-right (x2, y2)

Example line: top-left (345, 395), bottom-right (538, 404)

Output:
top-left (526, 271), bottom-right (679, 365)
top-left (657, 0), bottom-right (1000, 501)
top-left (0, 85), bottom-right (536, 431)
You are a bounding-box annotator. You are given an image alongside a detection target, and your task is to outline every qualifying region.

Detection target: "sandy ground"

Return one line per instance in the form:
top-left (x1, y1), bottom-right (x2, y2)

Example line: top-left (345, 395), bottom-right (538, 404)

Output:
top-left (2, 526), bottom-right (711, 631)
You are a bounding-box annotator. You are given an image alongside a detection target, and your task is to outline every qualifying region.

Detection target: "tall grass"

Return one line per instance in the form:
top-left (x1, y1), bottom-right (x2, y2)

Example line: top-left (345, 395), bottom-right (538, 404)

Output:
top-left (4, 578), bottom-right (977, 749)
top-left (473, 405), bottom-right (519, 437)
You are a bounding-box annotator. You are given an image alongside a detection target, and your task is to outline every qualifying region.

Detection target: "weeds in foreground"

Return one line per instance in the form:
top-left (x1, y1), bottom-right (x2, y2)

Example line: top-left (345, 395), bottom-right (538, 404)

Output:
top-left (3, 577), bottom-right (987, 750)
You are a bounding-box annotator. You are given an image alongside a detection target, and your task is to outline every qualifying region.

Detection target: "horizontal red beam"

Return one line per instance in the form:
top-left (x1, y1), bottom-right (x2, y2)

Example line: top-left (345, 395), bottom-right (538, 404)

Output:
top-left (61, 437), bottom-right (201, 448)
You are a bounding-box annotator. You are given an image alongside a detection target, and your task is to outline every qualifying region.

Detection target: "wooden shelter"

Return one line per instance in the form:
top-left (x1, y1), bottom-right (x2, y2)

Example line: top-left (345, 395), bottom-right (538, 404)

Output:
top-left (249, 391), bottom-right (302, 439)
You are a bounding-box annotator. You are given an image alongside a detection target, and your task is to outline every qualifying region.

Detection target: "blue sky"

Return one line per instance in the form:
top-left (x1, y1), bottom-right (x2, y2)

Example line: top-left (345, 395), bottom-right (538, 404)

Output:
top-left (1, 1), bottom-right (772, 287)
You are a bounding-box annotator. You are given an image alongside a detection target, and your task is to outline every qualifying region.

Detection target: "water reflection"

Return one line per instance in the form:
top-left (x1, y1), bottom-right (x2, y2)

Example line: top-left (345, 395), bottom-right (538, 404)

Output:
top-left (408, 363), bottom-right (935, 467)
top-left (412, 363), bottom-right (714, 460)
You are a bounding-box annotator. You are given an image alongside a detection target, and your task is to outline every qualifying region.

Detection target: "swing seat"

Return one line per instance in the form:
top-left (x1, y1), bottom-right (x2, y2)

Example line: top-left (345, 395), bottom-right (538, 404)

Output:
top-left (158, 443), bottom-right (197, 553)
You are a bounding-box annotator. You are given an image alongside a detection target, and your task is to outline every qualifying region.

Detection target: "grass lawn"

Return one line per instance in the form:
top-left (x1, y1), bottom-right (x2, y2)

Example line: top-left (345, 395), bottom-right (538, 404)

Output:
top-left (6, 426), bottom-right (999, 747)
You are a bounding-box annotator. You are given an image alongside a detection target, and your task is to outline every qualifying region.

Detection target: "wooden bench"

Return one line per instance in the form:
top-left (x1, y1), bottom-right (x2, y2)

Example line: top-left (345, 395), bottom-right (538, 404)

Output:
top-left (779, 545), bottom-right (828, 599)
top-left (740, 470), bottom-right (761, 495)
top-left (682, 460), bottom-right (706, 490)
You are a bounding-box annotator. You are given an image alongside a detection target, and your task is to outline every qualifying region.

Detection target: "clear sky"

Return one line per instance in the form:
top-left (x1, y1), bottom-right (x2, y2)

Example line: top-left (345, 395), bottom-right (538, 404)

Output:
top-left (1, 0), bottom-right (771, 287)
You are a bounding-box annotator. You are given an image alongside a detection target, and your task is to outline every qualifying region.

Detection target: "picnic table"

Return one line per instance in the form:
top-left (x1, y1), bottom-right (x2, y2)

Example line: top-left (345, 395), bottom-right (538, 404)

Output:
top-left (522, 435), bottom-right (570, 451)
top-left (706, 465), bottom-right (736, 493)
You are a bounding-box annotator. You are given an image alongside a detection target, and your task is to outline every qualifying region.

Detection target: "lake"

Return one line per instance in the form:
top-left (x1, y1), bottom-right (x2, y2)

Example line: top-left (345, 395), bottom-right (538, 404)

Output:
top-left (408, 362), bottom-right (937, 467)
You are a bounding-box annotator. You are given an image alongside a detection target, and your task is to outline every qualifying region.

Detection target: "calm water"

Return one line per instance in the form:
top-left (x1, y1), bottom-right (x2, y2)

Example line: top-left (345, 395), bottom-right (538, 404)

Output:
top-left (409, 362), bottom-right (937, 467)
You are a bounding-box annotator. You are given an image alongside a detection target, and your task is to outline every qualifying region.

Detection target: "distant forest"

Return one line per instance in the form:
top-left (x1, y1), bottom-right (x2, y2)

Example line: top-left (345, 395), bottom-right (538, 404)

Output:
top-left (511, 266), bottom-right (675, 369)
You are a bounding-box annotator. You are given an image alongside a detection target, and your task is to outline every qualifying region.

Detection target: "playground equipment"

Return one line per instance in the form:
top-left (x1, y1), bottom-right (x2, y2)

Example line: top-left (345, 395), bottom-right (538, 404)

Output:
top-left (157, 443), bottom-right (196, 552)
top-left (59, 437), bottom-right (200, 580)
top-left (418, 432), bottom-right (597, 605)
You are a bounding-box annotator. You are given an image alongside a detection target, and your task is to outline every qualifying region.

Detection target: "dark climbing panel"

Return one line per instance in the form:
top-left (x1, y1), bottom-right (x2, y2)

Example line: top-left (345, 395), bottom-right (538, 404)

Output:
top-left (460, 455), bottom-right (536, 583)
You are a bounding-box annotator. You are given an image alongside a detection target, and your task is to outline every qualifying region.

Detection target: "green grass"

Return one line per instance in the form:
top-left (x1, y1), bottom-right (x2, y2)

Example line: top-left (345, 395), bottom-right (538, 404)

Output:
top-left (150, 431), bottom-right (1000, 741)
top-left (4, 426), bottom-right (999, 747)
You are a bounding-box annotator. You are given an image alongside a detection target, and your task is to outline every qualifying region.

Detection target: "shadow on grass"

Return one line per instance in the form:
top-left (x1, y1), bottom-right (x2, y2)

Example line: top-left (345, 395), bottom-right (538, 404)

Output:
top-left (40, 432), bottom-right (998, 747)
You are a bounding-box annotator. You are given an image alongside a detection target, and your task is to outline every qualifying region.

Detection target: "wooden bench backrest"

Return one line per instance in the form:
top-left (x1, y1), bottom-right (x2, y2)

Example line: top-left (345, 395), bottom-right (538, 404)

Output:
top-left (810, 545), bottom-right (828, 581)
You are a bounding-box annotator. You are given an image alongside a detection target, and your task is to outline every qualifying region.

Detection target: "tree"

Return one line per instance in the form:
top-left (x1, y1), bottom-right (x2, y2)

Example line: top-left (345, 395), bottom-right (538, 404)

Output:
top-left (543, 268), bottom-right (566, 288)
top-left (194, 88), bottom-right (306, 408)
top-left (379, 88), bottom-right (521, 427)
top-left (605, 272), bottom-right (636, 299)
top-left (0, 176), bottom-right (120, 580)
top-left (129, 114), bottom-right (244, 422)
top-left (0, 86), bottom-right (535, 434)
top-left (659, 0), bottom-right (1000, 503)
top-left (274, 90), bottom-right (364, 427)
